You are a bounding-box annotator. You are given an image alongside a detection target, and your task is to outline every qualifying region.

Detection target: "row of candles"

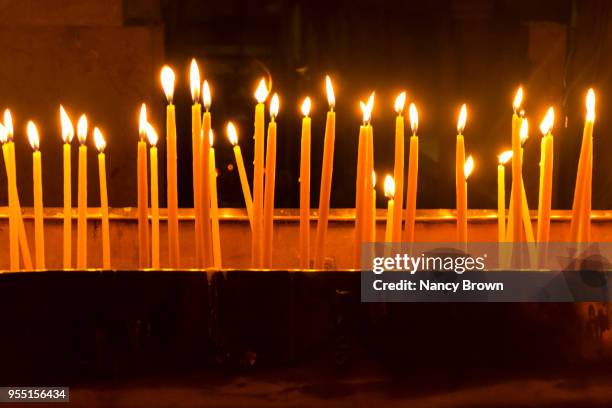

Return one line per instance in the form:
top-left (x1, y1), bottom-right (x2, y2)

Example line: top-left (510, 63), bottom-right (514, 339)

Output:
top-left (0, 58), bottom-right (596, 271)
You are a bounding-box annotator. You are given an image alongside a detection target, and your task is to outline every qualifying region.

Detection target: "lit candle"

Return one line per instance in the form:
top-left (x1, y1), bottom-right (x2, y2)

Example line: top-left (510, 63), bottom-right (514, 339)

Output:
top-left (537, 107), bottom-right (554, 243)
top-left (371, 171), bottom-right (376, 242)
top-left (93, 127), bottom-right (110, 269)
top-left (497, 151), bottom-right (512, 242)
top-left (161, 66), bottom-right (180, 268)
top-left (299, 97), bottom-right (312, 269)
top-left (252, 79), bottom-right (269, 267)
top-left (0, 124), bottom-right (18, 270)
top-left (263, 93), bottom-right (279, 268)
top-left (463, 156), bottom-right (474, 243)
top-left (137, 104), bottom-right (150, 268)
top-left (27, 121), bottom-right (45, 269)
top-left (209, 130), bottom-right (221, 269)
top-left (190, 59), bottom-right (203, 267)
top-left (60, 106), bottom-right (74, 269)
top-left (200, 80), bottom-right (213, 267)
top-left (354, 95), bottom-right (374, 267)
top-left (456, 104), bottom-right (468, 242)
top-left (145, 123), bottom-right (160, 269)
top-left (227, 122), bottom-right (253, 228)
top-left (314, 76), bottom-right (336, 268)
top-left (391, 92), bottom-right (405, 242)
top-left (403, 103), bottom-right (419, 243)
top-left (363, 93), bottom-right (375, 244)
top-left (76, 114), bottom-right (88, 269)
top-left (511, 87), bottom-right (523, 242)
top-left (384, 175), bottom-right (395, 243)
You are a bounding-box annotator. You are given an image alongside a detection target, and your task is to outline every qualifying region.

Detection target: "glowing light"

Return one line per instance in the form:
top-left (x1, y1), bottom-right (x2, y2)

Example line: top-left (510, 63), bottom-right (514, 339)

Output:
top-left (209, 129), bottom-right (214, 147)
top-left (464, 155), bottom-right (474, 179)
top-left (93, 127), bottom-right (106, 153)
top-left (513, 87), bottom-right (523, 111)
top-left (27, 120), bottom-right (39, 151)
top-left (77, 114), bottom-right (88, 145)
top-left (394, 92), bottom-right (406, 115)
top-left (326, 75), bottom-right (335, 109)
top-left (270, 93), bottom-right (279, 119)
top-left (457, 104), bottom-right (467, 134)
top-left (60, 105), bottom-right (74, 143)
top-left (372, 171), bottom-right (376, 187)
top-left (139, 103), bottom-right (147, 141)
top-left (498, 150), bottom-right (513, 165)
top-left (160, 66), bottom-right (175, 103)
top-left (301, 97), bottom-right (311, 117)
top-left (203, 80), bottom-right (211, 110)
top-left (0, 124), bottom-right (7, 144)
top-left (227, 122), bottom-right (238, 145)
top-left (145, 122), bottom-right (158, 146)
top-left (539, 107), bottom-right (554, 135)
top-left (409, 103), bottom-right (418, 134)
top-left (360, 92), bottom-right (375, 123)
top-left (255, 78), bottom-right (268, 103)
top-left (4, 109), bottom-right (13, 141)
top-left (384, 175), bottom-right (395, 199)
top-left (586, 88), bottom-right (595, 122)
top-left (190, 59), bottom-right (200, 103)
top-left (520, 118), bottom-right (528, 145)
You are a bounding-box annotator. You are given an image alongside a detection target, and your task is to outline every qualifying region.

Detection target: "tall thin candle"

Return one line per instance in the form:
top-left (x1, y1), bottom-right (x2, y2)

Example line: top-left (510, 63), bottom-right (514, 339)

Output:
top-left (253, 79), bottom-right (268, 267)
top-left (76, 114), bottom-right (88, 269)
top-left (537, 108), bottom-right (554, 243)
top-left (200, 80), bottom-right (213, 266)
top-left (354, 96), bottom-right (374, 267)
top-left (511, 88), bottom-right (524, 242)
top-left (299, 97), bottom-right (312, 269)
top-left (93, 128), bottom-right (110, 269)
top-left (0, 125), bottom-right (17, 270)
top-left (391, 92), bottom-right (405, 243)
top-left (60, 106), bottom-right (74, 269)
top-left (363, 93), bottom-right (375, 244)
top-left (146, 123), bottom-right (160, 269)
top-left (209, 130), bottom-right (221, 269)
top-left (497, 151), bottom-right (512, 242)
top-left (27, 121), bottom-right (45, 269)
top-left (190, 60), bottom-right (203, 266)
top-left (227, 122), bottom-right (253, 228)
top-left (137, 104), bottom-right (150, 268)
top-left (263, 94), bottom-right (279, 268)
top-left (403, 104), bottom-right (419, 243)
top-left (384, 175), bottom-right (395, 243)
top-left (456, 104), bottom-right (468, 242)
top-left (463, 156), bottom-right (474, 243)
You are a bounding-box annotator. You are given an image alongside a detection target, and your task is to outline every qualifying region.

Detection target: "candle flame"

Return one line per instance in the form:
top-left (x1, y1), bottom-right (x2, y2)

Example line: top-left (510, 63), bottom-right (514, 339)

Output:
top-left (203, 80), bottom-right (211, 110)
top-left (227, 121), bottom-right (238, 145)
top-left (520, 118), bottom-right (528, 144)
top-left (93, 127), bottom-right (106, 153)
top-left (301, 97), bottom-right (311, 117)
top-left (409, 103), bottom-right (418, 134)
top-left (160, 66), bottom-right (175, 103)
top-left (464, 155), bottom-right (474, 179)
top-left (457, 103), bottom-right (467, 134)
top-left (3, 109), bottom-right (13, 141)
top-left (190, 59), bottom-right (200, 103)
top-left (384, 175), bottom-right (395, 199)
top-left (325, 75), bottom-right (335, 109)
top-left (209, 129), bottom-right (214, 147)
top-left (394, 91), bottom-right (406, 115)
top-left (539, 107), bottom-right (554, 135)
top-left (255, 78), bottom-right (268, 103)
top-left (270, 93), bottom-right (279, 118)
top-left (60, 105), bottom-right (74, 143)
top-left (513, 87), bottom-right (523, 111)
top-left (586, 88), bottom-right (595, 122)
top-left (77, 114), bottom-right (88, 145)
top-left (138, 103), bottom-right (147, 141)
top-left (372, 171), bottom-right (376, 188)
top-left (498, 150), bottom-right (513, 165)
top-left (26, 120), bottom-right (39, 151)
top-left (0, 124), bottom-right (7, 144)
top-left (145, 122), bottom-right (158, 146)
top-left (360, 92), bottom-right (375, 123)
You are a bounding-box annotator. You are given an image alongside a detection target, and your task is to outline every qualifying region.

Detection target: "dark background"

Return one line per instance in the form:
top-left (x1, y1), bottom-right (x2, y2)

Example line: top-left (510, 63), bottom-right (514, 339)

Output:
top-left (0, 0), bottom-right (610, 210)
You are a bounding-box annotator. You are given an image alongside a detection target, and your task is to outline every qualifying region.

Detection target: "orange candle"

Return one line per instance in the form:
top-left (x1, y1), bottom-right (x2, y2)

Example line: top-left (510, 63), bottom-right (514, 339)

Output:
top-left (463, 156), bottom-right (474, 243)
top-left (27, 121), bottom-right (45, 269)
top-left (161, 66), bottom-right (180, 268)
top-left (263, 93), bottom-right (279, 268)
top-left (200, 80), bottom-right (213, 267)
top-left (456, 104), bottom-right (468, 242)
top-left (354, 96), bottom-right (373, 267)
top-left (511, 88), bottom-right (523, 242)
top-left (391, 92), bottom-right (405, 242)
top-left (371, 171), bottom-right (376, 242)
top-left (299, 97), bottom-right (312, 269)
top-left (60, 106), bottom-right (74, 269)
top-left (137, 104), bottom-right (150, 268)
top-left (0, 125), bottom-right (18, 270)
top-left (497, 151), bottom-right (512, 242)
top-left (537, 108), bottom-right (554, 243)
top-left (252, 79), bottom-right (268, 267)
top-left (190, 59), bottom-right (203, 266)
top-left (363, 93), bottom-right (375, 244)
top-left (93, 128), bottom-right (110, 269)
top-left (76, 114), bottom-right (88, 269)
top-left (227, 122), bottom-right (253, 228)
top-left (145, 123), bottom-right (160, 269)
top-left (209, 130), bottom-right (221, 269)
top-left (314, 76), bottom-right (336, 268)
top-left (403, 103), bottom-right (419, 243)
top-left (384, 175), bottom-right (395, 242)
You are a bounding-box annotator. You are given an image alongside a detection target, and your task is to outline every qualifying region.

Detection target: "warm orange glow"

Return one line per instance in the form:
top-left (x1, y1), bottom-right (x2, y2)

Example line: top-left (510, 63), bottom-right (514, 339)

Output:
top-left (160, 66), bottom-right (175, 103)
top-left (4, 109), bottom-right (13, 140)
top-left (520, 118), bottom-right (528, 145)
top-left (325, 75), bottom-right (335, 109)
top-left (586, 88), bottom-right (595, 122)
top-left (0, 124), bottom-right (7, 144)
top-left (93, 127), bottom-right (106, 153)
top-left (409, 103), bottom-right (418, 134)
top-left (457, 104), bottom-right (467, 134)
top-left (255, 78), bottom-right (268, 103)
top-left (209, 129), bottom-right (214, 147)
top-left (190, 59), bottom-right (200, 103)
top-left (270, 93), bottom-right (279, 119)
top-left (145, 122), bottom-right (158, 146)
top-left (394, 92), bottom-right (406, 115)
top-left (513, 87), bottom-right (523, 111)
top-left (203, 80), bottom-right (211, 110)
top-left (372, 171), bottom-right (377, 188)
top-left (539, 107), bottom-right (554, 135)
top-left (301, 97), bottom-right (311, 117)
top-left (227, 122), bottom-right (238, 145)
top-left (498, 150), bottom-right (513, 165)
top-left (384, 175), bottom-right (395, 199)
top-left (139, 103), bottom-right (147, 141)
top-left (464, 155), bottom-right (474, 179)
top-left (77, 114), bottom-right (87, 145)
top-left (60, 105), bottom-right (74, 143)
top-left (360, 92), bottom-right (375, 123)
top-left (27, 120), bottom-right (39, 151)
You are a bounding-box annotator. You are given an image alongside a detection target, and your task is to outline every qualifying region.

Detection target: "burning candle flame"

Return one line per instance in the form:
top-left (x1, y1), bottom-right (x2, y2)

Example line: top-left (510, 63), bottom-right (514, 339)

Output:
top-left (160, 66), bottom-right (175, 104)
top-left (539, 107), bottom-right (554, 135)
top-left (384, 175), bottom-right (395, 199)
top-left (513, 87), bottom-right (523, 112)
top-left (27, 120), bottom-right (39, 151)
top-left (190, 59), bottom-right (200, 103)
top-left (498, 150), bottom-right (513, 165)
top-left (145, 122), bottom-right (158, 147)
top-left (93, 127), bottom-right (106, 153)
top-left (457, 103), bottom-right (467, 134)
top-left (227, 122), bottom-right (238, 146)
top-left (394, 92), bottom-right (406, 115)
top-left (77, 114), bottom-right (88, 145)
top-left (255, 78), bottom-right (268, 103)
top-left (360, 92), bottom-right (375, 124)
top-left (139, 103), bottom-right (147, 141)
top-left (409, 103), bottom-right (418, 134)
top-left (270, 93), bottom-right (279, 119)
top-left (60, 105), bottom-right (74, 143)
top-left (586, 88), bottom-right (595, 123)
top-left (0, 124), bottom-right (7, 144)
top-left (326, 75), bottom-right (335, 109)
top-left (4, 109), bottom-right (13, 141)
top-left (520, 118), bottom-right (528, 145)
top-left (464, 155), bottom-right (474, 179)
top-left (301, 97), bottom-right (311, 117)
top-left (209, 129), bottom-right (214, 147)
top-left (372, 171), bottom-right (376, 188)
top-left (203, 80), bottom-right (211, 110)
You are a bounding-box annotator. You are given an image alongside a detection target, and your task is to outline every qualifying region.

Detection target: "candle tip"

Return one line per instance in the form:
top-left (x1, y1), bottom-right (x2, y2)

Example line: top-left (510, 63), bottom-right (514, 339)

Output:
top-left (60, 105), bottom-right (74, 143)
top-left (301, 97), bottom-right (311, 117)
top-left (270, 93), bottom-right (279, 118)
top-left (394, 92), bottom-right (406, 115)
top-left (457, 103), bottom-right (467, 134)
top-left (93, 127), bottom-right (106, 152)
top-left (586, 88), bottom-right (595, 122)
top-left (384, 175), bottom-right (395, 199)
top-left (27, 120), bottom-right (39, 151)
top-left (77, 114), bottom-right (88, 145)
top-left (209, 129), bottom-right (214, 147)
top-left (255, 78), bottom-right (269, 103)
top-left (145, 122), bottom-right (158, 146)
top-left (227, 122), bottom-right (238, 145)
top-left (160, 66), bottom-right (175, 103)
top-left (498, 150), bottom-right (513, 165)
top-left (203, 80), bottom-right (211, 110)
top-left (3, 109), bottom-right (13, 141)
top-left (0, 123), bottom-right (7, 144)
top-left (520, 118), bottom-right (528, 144)
top-left (190, 59), bottom-right (201, 103)
top-left (409, 103), bottom-right (418, 134)
top-left (325, 76), bottom-right (335, 109)
top-left (539, 107), bottom-right (554, 135)
top-left (464, 156), bottom-right (474, 179)
top-left (513, 87), bottom-right (523, 111)
top-left (139, 103), bottom-right (147, 141)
